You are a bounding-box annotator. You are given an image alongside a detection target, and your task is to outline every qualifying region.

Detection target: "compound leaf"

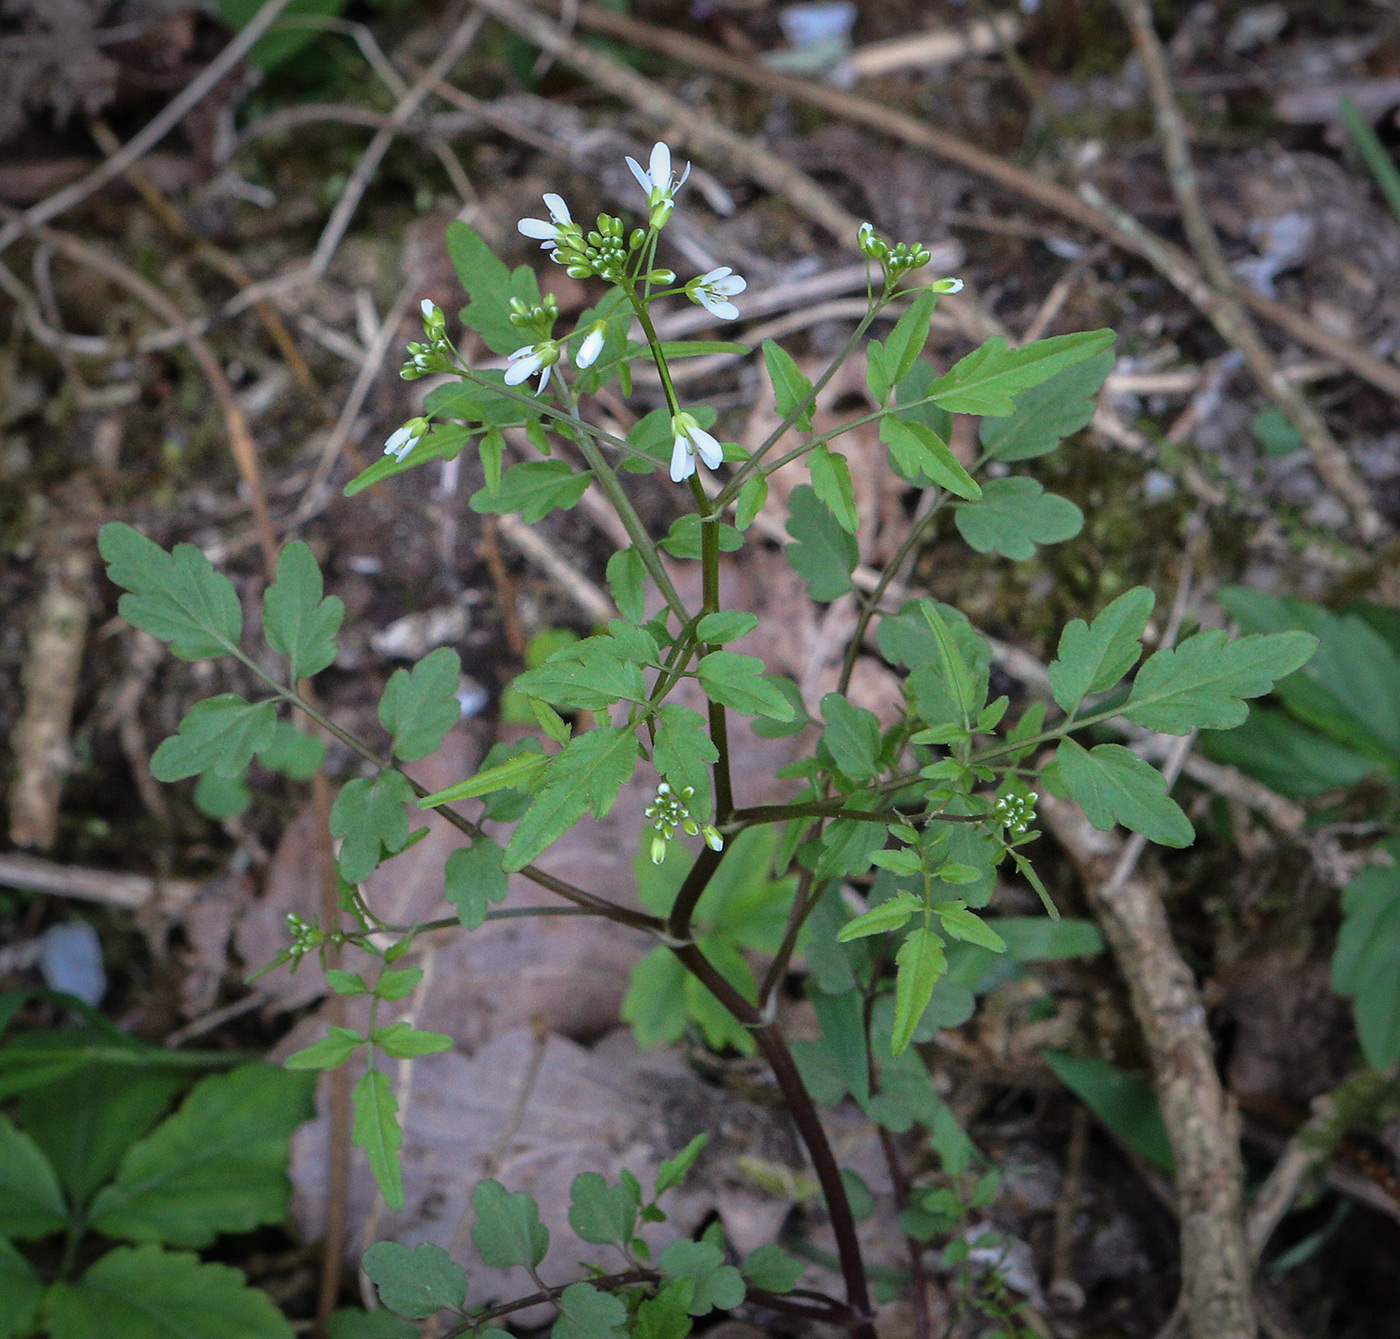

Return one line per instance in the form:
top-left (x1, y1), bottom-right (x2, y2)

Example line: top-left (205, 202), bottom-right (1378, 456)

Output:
top-left (697, 652), bottom-right (795, 721)
top-left (330, 771), bottom-right (416, 884)
top-left (927, 330), bottom-right (1115, 416)
top-left (470, 460), bottom-right (591, 523)
top-left (1332, 851), bottom-right (1400, 1069)
top-left (741, 1243), bottom-right (804, 1294)
top-left (552, 1282), bottom-right (627, 1339)
top-left (891, 927), bottom-right (947, 1056)
top-left (653, 706), bottom-right (717, 820)
top-left (150, 696), bottom-right (277, 782)
top-left (880, 418), bottom-right (980, 500)
top-left (953, 478), bottom-right (1082, 559)
top-left (446, 220), bottom-right (540, 355)
top-left (658, 1240), bottom-right (745, 1316)
top-left (352, 1069), bottom-right (403, 1211)
top-left (1048, 587), bottom-right (1156, 715)
top-left (762, 339), bottom-right (813, 430)
top-left (979, 348), bottom-right (1114, 460)
top-left (0, 1239), bottom-right (43, 1339)
top-left (808, 446), bottom-right (858, 534)
top-left (568, 1172), bottom-right (639, 1247)
top-left (820, 694), bottom-right (881, 781)
top-left (1055, 739), bottom-right (1193, 848)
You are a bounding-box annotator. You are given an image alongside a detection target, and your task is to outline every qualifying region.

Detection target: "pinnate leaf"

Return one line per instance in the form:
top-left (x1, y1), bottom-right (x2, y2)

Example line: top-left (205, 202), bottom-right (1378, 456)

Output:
top-left (470, 460), bottom-right (591, 523)
top-left (820, 694), bottom-right (881, 780)
top-left (880, 418), bottom-right (980, 499)
top-left (446, 220), bottom-right (540, 355)
top-left (263, 541), bottom-right (343, 679)
top-left (1123, 629), bottom-right (1319, 734)
top-left (784, 484), bottom-right (857, 602)
top-left (99, 522), bottom-right (243, 661)
top-left (762, 339), bottom-right (813, 429)
top-left (892, 927), bottom-right (947, 1056)
top-left (444, 837), bottom-right (509, 930)
top-left (285, 1026), bottom-right (362, 1071)
top-left (953, 478), bottom-right (1082, 559)
top-left (362, 1241), bottom-right (467, 1319)
top-left (1048, 587), bottom-right (1155, 715)
top-left (653, 705), bottom-right (718, 818)
top-left (151, 696), bottom-right (277, 782)
top-left (808, 446), bottom-right (858, 534)
top-left (1055, 739), bottom-right (1193, 847)
top-left (741, 1243), bottom-right (804, 1293)
top-left (655, 1133), bottom-right (709, 1195)
top-left (926, 329), bottom-right (1114, 416)
top-left (1331, 850), bottom-right (1400, 1069)
top-left (883, 289), bottom-right (938, 384)
top-left (697, 651), bottom-right (795, 721)
top-left (379, 647), bottom-right (462, 761)
top-left (979, 348), bottom-right (1114, 460)
top-left (0, 1239), bottom-right (43, 1339)
top-left (352, 1069), bottom-right (403, 1211)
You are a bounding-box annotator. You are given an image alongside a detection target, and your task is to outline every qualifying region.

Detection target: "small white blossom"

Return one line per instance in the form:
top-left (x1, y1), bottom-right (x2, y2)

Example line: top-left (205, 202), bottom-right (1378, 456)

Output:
top-left (505, 342), bottom-right (560, 394)
top-left (930, 276), bottom-right (965, 294)
top-left (670, 411), bottom-right (724, 483)
top-left (383, 417), bottom-right (428, 462)
top-left (625, 141), bottom-right (690, 228)
top-left (685, 266), bottom-right (747, 321)
top-left (517, 193), bottom-right (574, 251)
top-left (574, 321), bottom-right (606, 370)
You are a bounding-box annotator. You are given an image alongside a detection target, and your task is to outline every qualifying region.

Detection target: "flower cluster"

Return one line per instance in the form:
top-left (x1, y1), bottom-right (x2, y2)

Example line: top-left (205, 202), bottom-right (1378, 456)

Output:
top-left (284, 912), bottom-right (325, 964)
top-left (994, 792), bottom-right (1038, 837)
top-left (856, 222), bottom-right (962, 296)
top-left (401, 299), bottom-right (454, 380)
top-left (645, 781), bottom-right (723, 864)
top-left (519, 199), bottom-right (643, 285)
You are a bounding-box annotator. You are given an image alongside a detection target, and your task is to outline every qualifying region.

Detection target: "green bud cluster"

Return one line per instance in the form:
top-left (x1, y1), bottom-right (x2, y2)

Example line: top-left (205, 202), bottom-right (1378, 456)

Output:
top-left (857, 221), bottom-right (933, 287)
top-left (508, 294), bottom-right (560, 340)
top-left (994, 791), bottom-right (1038, 837)
top-left (553, 213), bottom-right (643, 284)
top-left (644, 781), bottom-right (723, 864)
top-left (285, 911), bottom-right (326, 962)
top-left (401, 298), bottom-right (455, 380)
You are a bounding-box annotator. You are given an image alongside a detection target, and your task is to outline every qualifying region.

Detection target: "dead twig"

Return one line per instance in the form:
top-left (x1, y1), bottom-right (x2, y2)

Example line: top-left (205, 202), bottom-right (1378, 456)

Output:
top-left (1048, 1106), bottom-right (1090, 1313)
top-left (496, 512), bottom-right (616, 626)
top-left (0, 853), bottom-right (200, 912)
top-left (1113, 0), bottom-right (1382, 542)
top-left (0, 0), bottom-right (298, 256)
top-left (1245, 1096), bottom-right (1336, 1263)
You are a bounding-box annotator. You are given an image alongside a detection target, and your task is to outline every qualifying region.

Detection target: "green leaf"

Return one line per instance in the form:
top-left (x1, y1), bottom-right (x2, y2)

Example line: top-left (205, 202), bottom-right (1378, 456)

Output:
top-left (979, 347), bottom-right (1114, 460)
top-left (262, 541), bottom-right (343, 680)
top-left (1044, 1052), bottom-right (1174, 1173)
top-left (741, 1243), bottom-right (804, 1293)
top-left (660, 515), bottom-right (744, 561)
top-left (1332, 851), bottom-right (1400, 1069)
top-left (658, 1240), bottom-right (746, 1315)
top-left (379, 648), bottom-right (462, 761)
top-left (653, 706), bottom-right (718, 819)
top-left (784, 484), bottom-right (857, 601)
top-left (373, 968), bottom-right (422, 1002)
top-left (568, 1172), bottom-right (639, 1246)
top-left (994, 918), bottom-right (1103, 960)
top-left (893, 359), bottom-right (954, 439)
top-left (46, 1246), bottom-right (295, 1339)
top-left (634, 1281), bottom-right (695, 1339)
top-left (655, 1133), bottom-right (709, 1196)
top-left (1048, 586), bottom-right (1156, 715)
top-left (656, 340), bottom-right (751, 359)
top-left (0, 1113), bottom-right (67, 1238)
top-left (362, 1241), bottom-right (467, 1319)
top-left (259, 722), bottom-right (325, 779)
top-left (883, 290), bottom-right (938, 384)
top-left (927, 329), bottom-right (1115, 416)
top-left (920, 600), bottom-right (980, 726)
top-left (953, 478), bottom-right (1083, 559)
top-left (0, 1239), bottom-right (43, 1339)
top-left (330, 771), bottom-right (416, 884)
top-left (697, 651), bottom-right (795, 721)
top-left (734, 476), bottom-right (768, 532)
top-left (99, 523), bottom-right (243, 661)
top-left (880, 418), bottom-right (981, 500)
top-left (865, 339), bottom-right (892, 405)
top-left (820, 694), bottom-right (881, 780)
top-left (285, 1026), bottom-right (362, 1071)
top-left (472, 1179), bottom-right (549, 1269)
top-left (836, 891), bottom-right (921, 941)
top-left (513, 638), bottom-right (646, 712)
top-left (327, 1309), bottom-right (418, 1339)
top-left (372, 1023), bottom-right (453, 1059)
top-left (444, 838), bottom-right (509, 930)
top-left (891, 927), bottom-right (947, 1056)
top-left (150, 696), bottom-right (277, 782)
top-left (606, 548), bottom-right (648, 623)
top-left (1124, 629), bottom-right (1319, 734)
top-left (193, 771), bottom-right (250, 818)
top-left (470, 460), bottom-right (591, 523)
top-left (808, 446), bottom-right (858, 534)
top-left (552, 1281), bottom-right (627, 1339)
top-left (87, 1065), bottom-right (313, 1247)
top-left (763, 339), bottom-right (814, 430)
top-left (17, 1067), bottom-right (185, 1211)
top-left (811, 988), bottom-right (869, 1106)
top-left (504, 727), bottom-right (640, 871)
top-left (419, 752), bottom-right (549, 808)
top-left (344, 424), bottom-right (472, 497)
top-left (1199, 706), bottom-right (1377, 798)
top-left (934, 903), bottom-right (1005, 951)
top-left (446, 221), bottom-right (540, 355)
top-left (697, 611), bottom-right (759, 644)
top-left (1055, 739), bottom-right (1194, 847)
top-left (352, 1069), bottom-right (403, 1211)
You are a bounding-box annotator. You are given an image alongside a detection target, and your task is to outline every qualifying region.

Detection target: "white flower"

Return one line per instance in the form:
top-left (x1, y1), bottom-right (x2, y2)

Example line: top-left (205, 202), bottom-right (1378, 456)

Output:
top-left (685, 266), bottom-right (747, 321)
top-left (625, 141), bottom-right (690, 227)
top-left (505, 342), bottom-right (559, 394)
top-left (383, 417), bottom-right (428, 462)
top-left (930, 276), bottom-right (965, 294)
top-left (670, 411), bottom-right (724, 482)
top-left (517, 193), bottom-right (573, 251)
top-left (420, 298), bottom-right (437, 320)
top-left (574, 321), bottom-right (606, 370)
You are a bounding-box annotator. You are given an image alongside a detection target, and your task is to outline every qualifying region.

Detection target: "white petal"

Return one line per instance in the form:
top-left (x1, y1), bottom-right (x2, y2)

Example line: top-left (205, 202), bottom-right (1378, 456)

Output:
top-left (542, 192), bottom-right (571, 223)
top-left (701, 296), bottom-right (739, 321)
top-left (675, 161), bottom-right (691, 190)
top-left (509, 345), bottom-right (535, 359)
top-left (670, 434), bottom-right (695, 482)
top-left (537, 364), bottom-right (552, 395)
top-left (420, 298), bottom-right (435, 318)
top-left (504, 354), bottom-right (541, 385)
top-left (576, 328), bottom-right (605, 368)
top-left (649, 141), bottom-right (671, 189)
top-left (384, 426), bottom-right (413, 457)
top-left (692, 426), bottom-right (725, 470)
top-left (625, 156), bottom-right (652, 195)
top-left (699, 266), bottom-right (729, 285)
top-left (518, 218), bottom-right (557, 240)
top-left (712, 274), bottom-right (746, 296)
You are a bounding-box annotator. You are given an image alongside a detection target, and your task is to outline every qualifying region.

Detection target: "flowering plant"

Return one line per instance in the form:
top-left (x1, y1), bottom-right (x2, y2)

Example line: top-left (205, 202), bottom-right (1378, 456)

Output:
top-left (98, 140), bottom-right (1316, 1338)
